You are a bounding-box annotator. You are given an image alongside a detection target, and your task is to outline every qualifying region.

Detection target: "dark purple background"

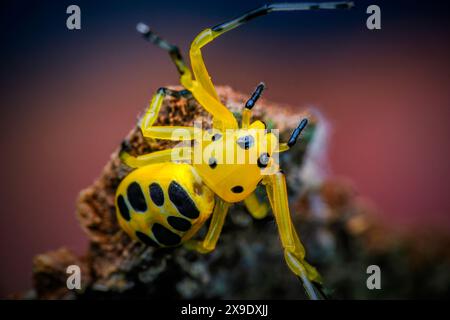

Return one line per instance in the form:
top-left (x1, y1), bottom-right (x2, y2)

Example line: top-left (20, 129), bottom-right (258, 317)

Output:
top-left (1, 0), bottom-right (449, 296)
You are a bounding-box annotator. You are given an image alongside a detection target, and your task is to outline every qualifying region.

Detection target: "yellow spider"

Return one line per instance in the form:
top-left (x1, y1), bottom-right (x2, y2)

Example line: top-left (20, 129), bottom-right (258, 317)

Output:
top-left (116, 1), bottom-right (353, 299)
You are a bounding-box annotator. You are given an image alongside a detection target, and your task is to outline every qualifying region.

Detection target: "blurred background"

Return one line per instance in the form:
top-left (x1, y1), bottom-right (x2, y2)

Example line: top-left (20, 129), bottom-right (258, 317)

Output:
top-left (0, 0), bottom-right (449, 297)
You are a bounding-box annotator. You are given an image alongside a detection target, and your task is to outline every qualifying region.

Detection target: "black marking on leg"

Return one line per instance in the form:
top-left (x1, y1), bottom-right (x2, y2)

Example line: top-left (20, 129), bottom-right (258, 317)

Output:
top-left (179, 89), bottom-right (193, 99)
top-left (168, 181), bottom-right (200, 219)
top-left (336, 3), bottom-right (353, 10)
top-left (157, 87), bottom-right (192, 100)
top-left (120, 140), bottom-right (132, 153)
top-left (287, 118), bottom-right (308, 147)
top-left (117, 195), bottom-right (130, 221)
top-left (211, 5), bottom-right (269, 32)
top-left (136, 23), bottom-right (189, 76)
top-left (231, 185), bottom-right (244, 194)
top-left (245, 83), bottom-right (265, 110)
top-left (208, 157), bottom-right (217, 169)
top-left (149, 183), bottom-right (164, 206)
top-left (211, 2), bottom-right (353, 33)
top-left (136, 231), bottom-right (159, 247)
top-left (157, 87), bottom-right (167, 95)
top-left (127, 182), bottom-right (147, 212)
top-left (152, 223), bottom-right (181, 246)
top-left (241, 6), bottom-right (269, 23)
top-left (167, 216), bottom-right (192, 232)
top-left (257, 153), bottom-right (270, 168)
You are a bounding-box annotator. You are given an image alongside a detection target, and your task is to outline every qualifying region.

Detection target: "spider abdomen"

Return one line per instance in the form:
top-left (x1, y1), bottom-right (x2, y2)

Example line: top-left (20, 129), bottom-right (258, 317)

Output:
top-left (115, 163), bottom-right (215, 247)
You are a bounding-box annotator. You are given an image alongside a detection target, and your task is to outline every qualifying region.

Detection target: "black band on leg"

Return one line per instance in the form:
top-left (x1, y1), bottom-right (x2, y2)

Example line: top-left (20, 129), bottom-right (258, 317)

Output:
top-left (287, 118), bottom-right (308, 147)
top-left (137, 22), bottom-right (189, 76)
top-left (245, 82), bottom-right (265, 110)
top-left (212, 2), bottom-right (354, 33)
top-left (157, 87), bottom-right (193, 100)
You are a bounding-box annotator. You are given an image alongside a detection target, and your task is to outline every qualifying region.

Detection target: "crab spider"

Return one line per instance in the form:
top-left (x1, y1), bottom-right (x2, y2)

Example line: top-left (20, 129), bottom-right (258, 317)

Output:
top-left (116, 1), bottom-right (353, 299)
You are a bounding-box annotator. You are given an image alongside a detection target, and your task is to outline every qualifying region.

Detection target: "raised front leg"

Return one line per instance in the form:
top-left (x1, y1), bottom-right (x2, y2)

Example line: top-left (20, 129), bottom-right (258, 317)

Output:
top-left (264, 171), bottom-right (322, 299)
top-left (190, 2), bottom-right (353, 98)
top-left (188, 1), bottom-right (353, 129)
top-left (184, 197), bottom-right (230, 253)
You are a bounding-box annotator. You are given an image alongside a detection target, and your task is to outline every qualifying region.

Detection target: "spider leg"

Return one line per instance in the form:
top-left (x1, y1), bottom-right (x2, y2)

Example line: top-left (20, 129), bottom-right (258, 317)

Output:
top-left (141, 87), bottom-right (201, 141)
top-left (275, 118), bottom-right (309, 153)
top-left (211, 1), bottom-right (353, 37)
top-left (193, 1), bottom-right (353, 93)
top-left (137, 23), bottom-right (193, 87)
top-left (119, 146), bottom-right (192, 168)
top-left (188, 1), bottom-right (352, 129)
top-left (184, 197), bottom-right (230, 253)
top-left (264, 171), bottom-right (323, 299)
top-left (136, 23), bottom-right (236, 130)
top-left (242, 83), bottom-right (265, 129)
top-left (243, 191), bottom-right (269, 219)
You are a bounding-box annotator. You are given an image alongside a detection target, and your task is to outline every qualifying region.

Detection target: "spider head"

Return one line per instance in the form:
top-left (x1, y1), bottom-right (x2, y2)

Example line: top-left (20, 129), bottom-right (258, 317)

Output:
top-left (191, 81), bottom-right (309, 203)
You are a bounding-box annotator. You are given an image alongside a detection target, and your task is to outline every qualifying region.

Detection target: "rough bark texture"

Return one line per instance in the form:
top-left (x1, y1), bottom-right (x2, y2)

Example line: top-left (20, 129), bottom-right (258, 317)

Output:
top-left (27, 86), bottom-right (450, 299)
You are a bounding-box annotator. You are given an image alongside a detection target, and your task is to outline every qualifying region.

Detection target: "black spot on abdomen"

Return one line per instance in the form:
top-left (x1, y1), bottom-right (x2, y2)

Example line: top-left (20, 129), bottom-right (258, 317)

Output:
top-left (152, 223), bottom-right (181, 246)
top-left (168, 181), bottom-right (200, 219)
top-left (127, 182), bottom-right (147, 212)
top-left (167, 216), bottom-right (192, 232)
top-left (117, 195), bottom-right (130, 221)
top-left (136, 231), bottom-right (159, 247)
top-left (149, 183), bottom-right (164, 206)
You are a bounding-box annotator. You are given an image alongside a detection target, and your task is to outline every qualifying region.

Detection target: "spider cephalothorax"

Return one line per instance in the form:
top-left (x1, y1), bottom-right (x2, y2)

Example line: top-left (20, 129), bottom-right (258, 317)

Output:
top-left (116, 1), bottom-right (353, 299)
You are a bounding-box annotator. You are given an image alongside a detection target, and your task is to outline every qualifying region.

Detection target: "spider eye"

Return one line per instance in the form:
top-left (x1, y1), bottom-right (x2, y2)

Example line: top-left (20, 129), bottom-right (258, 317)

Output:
top-left (257, 153), bottom-right (270, 168)
top-left (237, 135), bottom-right (254, 150)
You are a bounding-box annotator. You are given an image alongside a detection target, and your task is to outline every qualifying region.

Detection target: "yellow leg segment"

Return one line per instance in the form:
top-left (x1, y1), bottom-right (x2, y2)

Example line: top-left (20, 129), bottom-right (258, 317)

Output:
top-left (184, 198), bottom-right (230, 254)
top-left (243, 192), bottom-right (269, 219)
top-left (141, 87), bottom-right (201, 141)
top-left (189, 84), bottom-right (238, 130)
top-left (241, 109), bottom-right (252, 129)
top-left (187, 30), bottom-right (238, 130)
top-left (120, 147), bottom-right (192, 168)
top-left (188, 30), bottom-right (220, 101)
top-left (265, 171), bottom-right (322, 299)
